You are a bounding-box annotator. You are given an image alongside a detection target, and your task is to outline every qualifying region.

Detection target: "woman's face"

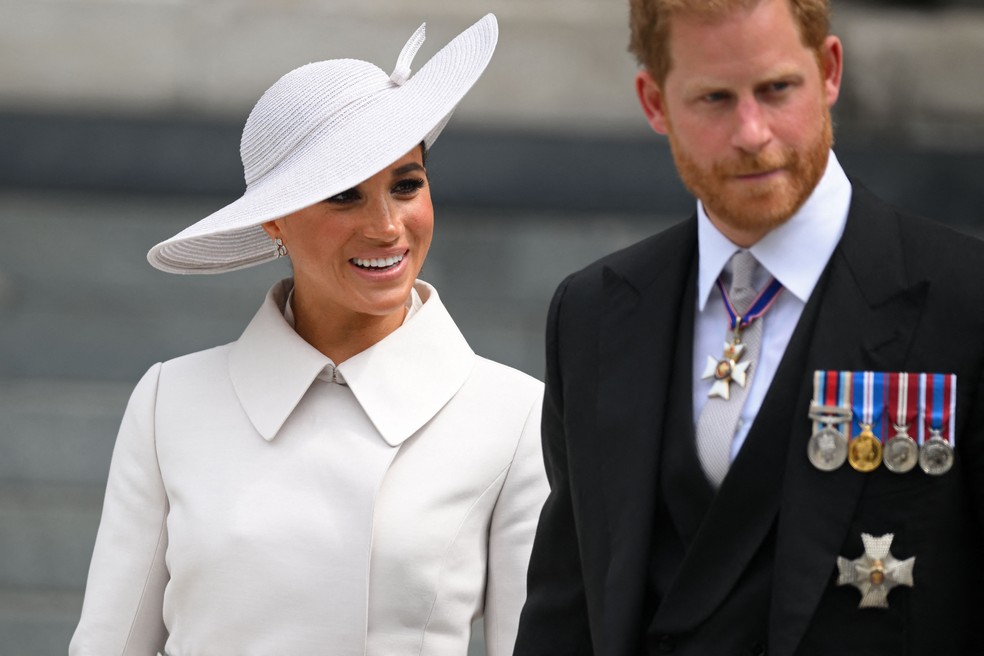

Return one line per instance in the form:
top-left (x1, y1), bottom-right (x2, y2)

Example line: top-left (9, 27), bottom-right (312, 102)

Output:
top-left (262, 147), bottom-right (433, 324)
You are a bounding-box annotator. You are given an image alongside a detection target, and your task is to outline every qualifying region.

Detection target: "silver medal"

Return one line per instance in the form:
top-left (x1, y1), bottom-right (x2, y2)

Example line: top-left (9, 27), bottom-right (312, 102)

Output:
top-left (837, 532), bottom-right (915, 609)
top-left (806, 402), bottom-right (851, 472)
top-left (807, 425), bottom-right (849, 471)
top-left (918, 430), bottom-right (954, 476)
top-left (883, 424), bottom-right (919, 474)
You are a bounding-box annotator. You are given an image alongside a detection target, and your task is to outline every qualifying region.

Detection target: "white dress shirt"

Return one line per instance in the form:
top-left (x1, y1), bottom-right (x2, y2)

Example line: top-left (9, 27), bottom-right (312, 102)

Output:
top-left (692, 151), bottom-right (852, 461)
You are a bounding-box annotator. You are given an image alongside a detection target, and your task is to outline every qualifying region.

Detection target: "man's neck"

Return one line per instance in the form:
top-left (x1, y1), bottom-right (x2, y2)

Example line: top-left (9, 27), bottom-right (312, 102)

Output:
top-left (704, 213), bottom-right (773, 248)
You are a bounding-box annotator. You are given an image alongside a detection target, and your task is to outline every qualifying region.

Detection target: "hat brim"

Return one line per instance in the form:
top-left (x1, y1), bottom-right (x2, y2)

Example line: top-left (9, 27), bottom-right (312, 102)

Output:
top-left (148, 14), bottom-right (497, 274)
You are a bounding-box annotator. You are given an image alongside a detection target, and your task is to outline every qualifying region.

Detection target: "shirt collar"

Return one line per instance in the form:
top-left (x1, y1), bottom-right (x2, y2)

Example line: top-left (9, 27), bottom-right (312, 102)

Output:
top-left (697, 150), bottom-right (852, 310)
top-left (229, 278), bottom-right (474, 446)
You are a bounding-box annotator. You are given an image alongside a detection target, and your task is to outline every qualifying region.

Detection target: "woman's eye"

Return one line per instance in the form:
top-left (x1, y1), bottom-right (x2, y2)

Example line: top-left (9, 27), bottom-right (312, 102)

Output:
top-left (325, 188), bottom-right (360, 204)
top-left (393, 178), bottom-right (426, 195)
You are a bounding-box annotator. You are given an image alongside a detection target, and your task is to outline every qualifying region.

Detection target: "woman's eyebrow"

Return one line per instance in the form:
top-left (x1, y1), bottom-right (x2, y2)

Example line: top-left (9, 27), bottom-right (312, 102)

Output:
top-left (392, 162), bottom-right (426, 176)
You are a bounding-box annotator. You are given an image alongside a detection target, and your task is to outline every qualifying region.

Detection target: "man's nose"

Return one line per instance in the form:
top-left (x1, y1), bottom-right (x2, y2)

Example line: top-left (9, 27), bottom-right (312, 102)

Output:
top-left (731, 99), bottom-right (772, 154)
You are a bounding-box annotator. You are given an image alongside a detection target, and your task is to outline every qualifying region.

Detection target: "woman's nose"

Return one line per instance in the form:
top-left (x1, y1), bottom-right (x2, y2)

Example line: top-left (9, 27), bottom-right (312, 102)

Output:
top-left (361, 195), bottom-right (401, 240)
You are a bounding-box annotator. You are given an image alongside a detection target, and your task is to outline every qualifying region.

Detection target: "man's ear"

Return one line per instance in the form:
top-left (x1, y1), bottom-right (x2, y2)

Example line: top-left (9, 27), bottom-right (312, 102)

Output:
top-left (819, 35), bottom-right (844, 108)
top-left (636, 70), bottom-right (670, 135)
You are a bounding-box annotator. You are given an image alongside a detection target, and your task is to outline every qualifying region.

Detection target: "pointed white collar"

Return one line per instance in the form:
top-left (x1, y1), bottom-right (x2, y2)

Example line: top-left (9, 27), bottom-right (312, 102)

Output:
top-left (229, 279), bottom-right (474, 446)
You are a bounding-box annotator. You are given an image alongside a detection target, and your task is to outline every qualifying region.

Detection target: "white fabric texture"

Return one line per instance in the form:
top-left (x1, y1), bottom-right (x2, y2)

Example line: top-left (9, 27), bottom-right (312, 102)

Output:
top-left (693, 151), bottom-right (853, 461)
top-left (70, 279), bottom-right (547, 656)
top-left (696, 250), bottom-right (762, 487)
top-left (147, 14), bottom-right (498, 275)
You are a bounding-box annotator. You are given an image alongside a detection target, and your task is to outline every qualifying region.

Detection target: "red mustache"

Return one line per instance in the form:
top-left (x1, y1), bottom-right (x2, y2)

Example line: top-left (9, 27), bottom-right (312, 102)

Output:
top-left (714, 150), bottom-right (797, 178)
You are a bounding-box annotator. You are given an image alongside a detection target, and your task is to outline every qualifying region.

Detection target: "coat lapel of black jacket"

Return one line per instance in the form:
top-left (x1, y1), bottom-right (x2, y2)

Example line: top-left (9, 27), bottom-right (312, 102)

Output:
top-left (650, 234), bottom-right (829, 635)
top-left (768, 183), bottom-right (930, 656)
top-left (595, 217), bottom-right (698, 651)
top-left (658, 271), bottom-right (715, 547)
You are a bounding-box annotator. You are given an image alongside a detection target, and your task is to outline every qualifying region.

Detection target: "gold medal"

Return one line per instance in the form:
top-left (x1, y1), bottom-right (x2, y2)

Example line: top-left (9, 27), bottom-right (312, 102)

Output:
top-left (848, 424), bottom-right (882, 472)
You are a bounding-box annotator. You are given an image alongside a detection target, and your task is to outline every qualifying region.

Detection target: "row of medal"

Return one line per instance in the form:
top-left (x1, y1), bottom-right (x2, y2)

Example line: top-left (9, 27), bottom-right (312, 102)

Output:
top-left (807, 371), bottom-right (956, 475)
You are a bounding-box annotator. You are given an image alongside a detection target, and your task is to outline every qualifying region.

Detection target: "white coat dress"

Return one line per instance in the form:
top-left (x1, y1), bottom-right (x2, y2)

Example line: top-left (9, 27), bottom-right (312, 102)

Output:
top-left (70, 279), bottom-right (547, 656)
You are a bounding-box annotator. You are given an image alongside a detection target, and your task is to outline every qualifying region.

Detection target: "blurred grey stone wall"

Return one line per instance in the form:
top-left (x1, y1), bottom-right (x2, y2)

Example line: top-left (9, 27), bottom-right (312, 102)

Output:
top-left (1, 0), bottom-right (983, 147)
top-left (0, 0), bottom-right (641, 134)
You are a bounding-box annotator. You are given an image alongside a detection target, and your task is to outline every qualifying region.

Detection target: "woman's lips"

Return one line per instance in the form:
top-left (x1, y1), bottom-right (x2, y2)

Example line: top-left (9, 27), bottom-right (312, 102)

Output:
top-left (348, 250), bottom-right (410, 278)
top-left (350, 251), bottom-right (406, 270)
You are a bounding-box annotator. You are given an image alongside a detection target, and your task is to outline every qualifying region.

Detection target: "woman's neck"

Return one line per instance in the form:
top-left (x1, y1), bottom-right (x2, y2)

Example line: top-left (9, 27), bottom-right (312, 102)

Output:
top-left (290, 292), bottom-right (408, 365)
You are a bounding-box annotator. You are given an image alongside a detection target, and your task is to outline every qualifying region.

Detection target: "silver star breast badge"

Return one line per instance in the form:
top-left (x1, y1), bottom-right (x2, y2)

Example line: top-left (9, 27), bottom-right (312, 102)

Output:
top-left (702, 341), bottom-right (750, 400)
top-left (837, 532), bottom-right (915, 608)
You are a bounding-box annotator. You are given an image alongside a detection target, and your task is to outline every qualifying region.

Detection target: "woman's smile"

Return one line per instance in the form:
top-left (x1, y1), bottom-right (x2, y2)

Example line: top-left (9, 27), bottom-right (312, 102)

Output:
top-left (351, 251), bottom-right (407, 270)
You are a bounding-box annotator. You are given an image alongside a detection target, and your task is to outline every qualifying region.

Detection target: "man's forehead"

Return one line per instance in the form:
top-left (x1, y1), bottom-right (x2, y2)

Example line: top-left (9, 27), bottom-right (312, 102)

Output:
top-left (664, 0), bottom-right (812, 76)
top-left (664, 0), bottom-right (769, 24)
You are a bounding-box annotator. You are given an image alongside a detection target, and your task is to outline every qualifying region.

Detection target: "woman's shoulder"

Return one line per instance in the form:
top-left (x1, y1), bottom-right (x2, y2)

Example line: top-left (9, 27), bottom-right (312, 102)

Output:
top-left (466, 356), bottom-right (544, 406)
top-left (471, 356), bottom-right (541, 386)
top-left (122, 344), bottom-right (236, 411)
top-left (157, 341), bottom-right (235, 378)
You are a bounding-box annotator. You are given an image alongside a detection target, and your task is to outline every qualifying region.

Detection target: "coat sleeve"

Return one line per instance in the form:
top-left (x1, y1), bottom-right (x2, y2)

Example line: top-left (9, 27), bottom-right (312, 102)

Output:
top-left (482, 386), bottom-right (549, 656)
top-left (70, 363), bottom-right (169, 656)
top-left (513, 276), bottom-right (595, 655)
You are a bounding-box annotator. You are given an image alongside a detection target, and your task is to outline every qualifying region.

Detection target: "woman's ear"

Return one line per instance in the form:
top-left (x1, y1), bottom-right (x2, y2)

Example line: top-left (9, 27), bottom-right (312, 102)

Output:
top-left (260, 220), bottom-right (281, 240)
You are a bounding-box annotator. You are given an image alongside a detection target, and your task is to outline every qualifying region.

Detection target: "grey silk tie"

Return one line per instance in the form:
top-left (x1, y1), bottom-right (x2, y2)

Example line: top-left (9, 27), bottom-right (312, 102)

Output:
top-left (695, 250), bottom-right (762, 487)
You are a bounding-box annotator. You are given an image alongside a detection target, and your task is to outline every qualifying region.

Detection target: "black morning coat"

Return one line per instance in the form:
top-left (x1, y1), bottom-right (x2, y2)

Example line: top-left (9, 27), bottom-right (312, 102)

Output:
top-left (514, 182), bottom-right (984, 655)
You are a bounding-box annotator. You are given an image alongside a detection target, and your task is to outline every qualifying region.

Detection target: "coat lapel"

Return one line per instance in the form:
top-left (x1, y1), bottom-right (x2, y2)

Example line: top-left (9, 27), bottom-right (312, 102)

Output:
top-left (339, 282), bottom-right (474, 447)
top-left (595, 218), bottom-right (697, 651)
top-left (658, 266), bottom-right (715, 547)
top-left (229, 279), bottom-right (331, 441)
top-left (650, 243), bottom-right (828, 634)
top-left (769, 183), bottom-right (930, 656)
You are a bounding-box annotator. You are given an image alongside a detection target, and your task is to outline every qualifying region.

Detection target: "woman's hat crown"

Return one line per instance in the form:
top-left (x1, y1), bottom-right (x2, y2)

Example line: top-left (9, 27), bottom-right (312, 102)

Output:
top-left (240, 60), bottom-right (389, 186)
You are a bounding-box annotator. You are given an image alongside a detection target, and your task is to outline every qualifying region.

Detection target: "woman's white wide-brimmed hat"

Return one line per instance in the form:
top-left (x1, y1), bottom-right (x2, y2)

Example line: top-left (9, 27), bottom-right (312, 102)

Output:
top-left (148, 14), bottom-right (498, 274)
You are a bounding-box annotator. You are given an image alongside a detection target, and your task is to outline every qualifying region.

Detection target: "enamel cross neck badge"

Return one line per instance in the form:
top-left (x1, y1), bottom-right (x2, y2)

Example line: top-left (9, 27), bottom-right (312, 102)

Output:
top-left (702, 276), bottom-right (783, 400)
top-left (702, 340), bottom-right (751, 401)
top-left (837, 533), bottom-right (915, 609)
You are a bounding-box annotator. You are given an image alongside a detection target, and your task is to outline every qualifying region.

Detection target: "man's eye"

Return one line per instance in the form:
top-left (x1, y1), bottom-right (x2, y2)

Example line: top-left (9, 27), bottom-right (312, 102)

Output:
top-left (760, 80), bottom-right (797, 98)
top-left (702, 92), bottom-right (729, 104)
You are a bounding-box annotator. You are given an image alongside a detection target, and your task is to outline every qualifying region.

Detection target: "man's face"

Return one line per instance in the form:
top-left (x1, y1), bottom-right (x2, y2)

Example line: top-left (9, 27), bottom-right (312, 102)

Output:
top-left (636, 0), bottom-right (842, 246)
